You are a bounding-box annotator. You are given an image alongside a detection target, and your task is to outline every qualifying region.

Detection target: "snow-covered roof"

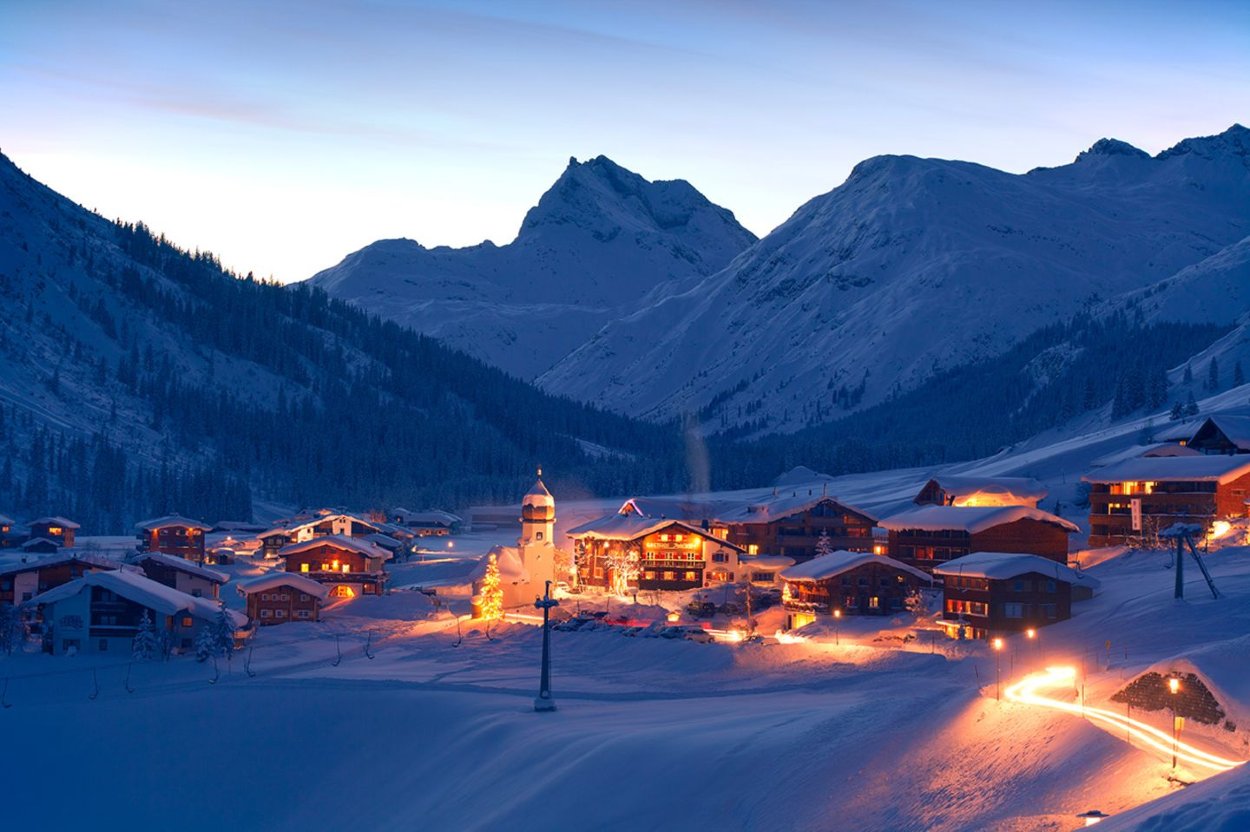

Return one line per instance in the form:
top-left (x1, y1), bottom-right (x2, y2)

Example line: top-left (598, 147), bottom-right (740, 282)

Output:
top-left (29, 516), bottom-right (80, 529)
top-left (0, 551), bottom-right (123, 577)
top-left (236, 571), bottom-right (329, 599)
top-left (715, 492), bottom-right (878, 525)
top-left (287, 513), bottom-right (381, 534)
top-left (0, 513), bottom-right (14, 526)
top-left (28, 570), bottom-right (247, 627)
top-left (20, 537), bottom-right (60, 550)
top-left (1192, 415), bottom-right (1250, 450)
top-left (365, 532), bottom-right (402, 550)
top-left (136, 552), bottom-right (228, 583)
top-left (740, 554), bottom-right (795, 571)
top-left (135, 514), bottom-right (212, 532)
top-left (566, 514), bottom-right (744, 550)
top-left (277, 534), bottom-right (393, 561)
top-left (1081, 455), bottom-right (1250, 485)
top-left (1155, 419), bottom-right (1204, 442)
top-left (1091, 443), bottom-right (1203, 467)
top-left (781, 550), bottom-right (932, 583)
top-left (616, 496), bottom-right (735, 522)
top-left (879, 505), bottom-right (1080, 534)
top-left (393, 509), bottom-right (463, 526)
top-left (933, 552), bottom-right (1095, 587)
top-left (472, 546), bottom-right (528, 583)
top-left (917, 475), bottom-right (1047, 503)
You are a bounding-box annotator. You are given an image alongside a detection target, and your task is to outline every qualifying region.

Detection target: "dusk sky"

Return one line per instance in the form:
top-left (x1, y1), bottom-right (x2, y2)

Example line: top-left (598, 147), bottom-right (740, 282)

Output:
top-left (3, 0), bottom-right (1247, 283)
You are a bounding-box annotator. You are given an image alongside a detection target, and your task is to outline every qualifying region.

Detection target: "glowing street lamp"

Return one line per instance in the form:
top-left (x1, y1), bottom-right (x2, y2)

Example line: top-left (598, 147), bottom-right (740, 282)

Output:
top-left (1169, 676), bottom-right (1182, 772)
top-left (833, 608), bottom-right (842, 645)
top-left (992, 637), bottom-right (1004, 701)
top-left (534, 581), bottom-right (560, 712)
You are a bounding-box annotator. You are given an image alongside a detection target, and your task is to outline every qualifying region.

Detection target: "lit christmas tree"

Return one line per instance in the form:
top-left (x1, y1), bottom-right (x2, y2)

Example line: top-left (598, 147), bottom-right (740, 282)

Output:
top-left (480, 553), bottom-right (504, 620)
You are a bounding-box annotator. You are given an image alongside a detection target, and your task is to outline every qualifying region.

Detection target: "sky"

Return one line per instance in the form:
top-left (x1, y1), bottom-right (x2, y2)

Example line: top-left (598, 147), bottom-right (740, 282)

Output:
top-left (2, 0), bottom-right (1247, 283)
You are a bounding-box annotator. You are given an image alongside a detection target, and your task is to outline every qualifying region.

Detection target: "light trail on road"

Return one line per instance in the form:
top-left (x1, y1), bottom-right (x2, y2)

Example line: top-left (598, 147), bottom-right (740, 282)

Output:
top-left (1004, 666), bottom-right (1245, 773)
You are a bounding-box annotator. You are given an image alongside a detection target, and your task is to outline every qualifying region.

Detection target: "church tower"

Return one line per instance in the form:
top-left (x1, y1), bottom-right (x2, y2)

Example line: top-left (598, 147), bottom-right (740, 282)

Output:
top-left (519, 467), bottom-right (557, 587)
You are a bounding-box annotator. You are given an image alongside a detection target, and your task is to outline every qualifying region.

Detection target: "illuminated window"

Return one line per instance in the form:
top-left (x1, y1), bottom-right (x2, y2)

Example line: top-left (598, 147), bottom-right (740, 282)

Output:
top-left (674, 534), bottom-right (684, 542)
top-left (663, 571), bottom-right (675, 580)
top-left (684, 571), bottom-right (697, 581)
top-left (659, 534), bottom-right (669, 542)
top-left (747, 544), bottom-right (759, 555)
top-left (300, 563), bottom-right (309, 573)
top-left (181, 617), bottom-right (193, 628)
top-left (49, 526), bottom-right (63, 536)
top-left (869, 596), bottom-right (880, 609)
top-left (643, 570), bottom-right (656, 580)
top-left (341, 564), bottom-right (350, 573)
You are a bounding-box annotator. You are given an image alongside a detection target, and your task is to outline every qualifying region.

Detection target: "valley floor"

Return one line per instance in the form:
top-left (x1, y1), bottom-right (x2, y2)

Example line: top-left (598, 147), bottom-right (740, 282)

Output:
top-left (6, 546), bottom-right (1250, 831)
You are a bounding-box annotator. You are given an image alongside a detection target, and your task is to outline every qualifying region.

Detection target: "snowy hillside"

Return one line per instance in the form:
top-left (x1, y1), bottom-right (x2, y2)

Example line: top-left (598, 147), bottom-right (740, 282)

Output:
top-left (538, 125), bottom-right (1250, 432)
top-left (307, 156), bottom-right (756, 379)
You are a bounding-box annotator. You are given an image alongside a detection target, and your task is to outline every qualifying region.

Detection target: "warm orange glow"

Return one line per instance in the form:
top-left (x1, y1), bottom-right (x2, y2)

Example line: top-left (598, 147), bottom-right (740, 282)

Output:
top-left (872, 544), bottom-right (886, 555)
top-left (300, 563), bottom-right (309, 573)
top-left (833, 609), bottom-right (842, 620)
top-left (1006, 667), bottom-right (1242, 773)
top-left (1169, 677), bottom-right (1181, 695)
top-left (1025, 628), bottom-right (1036, 639)
top-left (747, 544), bottom-right (759, 555)
top-left (992, 637), bottom-right (1004, 651)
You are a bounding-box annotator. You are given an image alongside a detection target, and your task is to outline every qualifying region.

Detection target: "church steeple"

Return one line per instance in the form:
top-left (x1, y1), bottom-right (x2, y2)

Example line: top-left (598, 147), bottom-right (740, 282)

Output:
top-left (521, 466), bottom-right (555, 547)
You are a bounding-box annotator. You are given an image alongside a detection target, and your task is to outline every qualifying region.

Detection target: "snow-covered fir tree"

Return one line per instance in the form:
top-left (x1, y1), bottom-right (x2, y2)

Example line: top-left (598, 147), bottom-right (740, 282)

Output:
top-left (0, 603), bottom-right (23, 655)
top-left (131, 610), bottom-right (160, 661)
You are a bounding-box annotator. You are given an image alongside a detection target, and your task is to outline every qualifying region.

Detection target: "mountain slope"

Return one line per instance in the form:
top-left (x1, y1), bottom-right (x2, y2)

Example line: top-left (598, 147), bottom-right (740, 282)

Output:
top-left (0, 152), bottom-right (692, 532)
top-left (537, 125), bottom-right (1250, 432)
top-left (307, 156), bottom-right (756, 379)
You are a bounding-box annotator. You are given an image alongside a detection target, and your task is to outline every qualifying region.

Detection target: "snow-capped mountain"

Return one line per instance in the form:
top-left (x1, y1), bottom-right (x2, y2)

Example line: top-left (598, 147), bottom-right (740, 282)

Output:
top-left (307, 156), bottom-right (756, 379)
top-left (537, 125), bottom-right (1250, 432)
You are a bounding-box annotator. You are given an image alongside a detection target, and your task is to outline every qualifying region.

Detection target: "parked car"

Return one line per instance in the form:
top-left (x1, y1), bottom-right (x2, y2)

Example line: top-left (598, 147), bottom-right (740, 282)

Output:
top-left (660, 625), bottom-right (713, 643)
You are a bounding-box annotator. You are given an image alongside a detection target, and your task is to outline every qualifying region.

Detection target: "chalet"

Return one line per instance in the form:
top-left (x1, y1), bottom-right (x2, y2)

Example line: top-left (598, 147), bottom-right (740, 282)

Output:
top-left (568, 513), bottom-right (745, 592)
top-left (1083, 455), bottom-right (1250, 547)
top-left (27, 569), bottom-right (246, 656)
top-left (391, 508), bottom-right (463, 536)
top-left (881, 505), bottom-right (1077, 573)
top-left (237, 572), bottom-right (328, 625)
top-left (0, 513), bottom-right (16, 548)
top-left (1186, 415), bottom-right (1250, 455)
top-left (780, 551), bottom-right (931, 628)
top-left (134, 552), bottom-right (228, 599)
top-left (0, 552), bottom-right (121, 606)
top-left (259, 529), bottom-right (291, 559)
top-left (135, 515), bottom-right (212, 563)
top-left (913, 475), bottom-right (1047, 508)
top-left (933, 552), bottom-right (1098, 639)
top-left (257, 511), bottom-right (382, 559)
top-left (27, 517), bottom-right (79, 548)
top-left (741, 554), bottom-right (795, 585)
top-left (717, 493), bottom-right (878, 562)
top-left (277, 535), bottom-right (390, 598)
top-left (20, 538), bottom-right (60, 555)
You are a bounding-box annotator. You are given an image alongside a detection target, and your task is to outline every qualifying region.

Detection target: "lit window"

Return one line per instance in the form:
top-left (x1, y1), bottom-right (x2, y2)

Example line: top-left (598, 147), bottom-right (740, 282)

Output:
top-left (869, 596), bottom-right (880, 609)
top-left (300, 563), bottom-right (309, 573)
top-left (747, 544), bottom-right (759, 555)
top-left (674, 534), bottom-right (683, 542)
top-left (341, 564), bottom-right (350, 573)
top-left (181, 617), bottom-right (193, 628)
top-left (684, 571), bottom-right (697, 581)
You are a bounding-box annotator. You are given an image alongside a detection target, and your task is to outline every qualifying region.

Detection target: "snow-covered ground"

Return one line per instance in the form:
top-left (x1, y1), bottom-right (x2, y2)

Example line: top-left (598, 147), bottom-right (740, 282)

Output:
top-left (5, 537), bottom-right (1250, 830)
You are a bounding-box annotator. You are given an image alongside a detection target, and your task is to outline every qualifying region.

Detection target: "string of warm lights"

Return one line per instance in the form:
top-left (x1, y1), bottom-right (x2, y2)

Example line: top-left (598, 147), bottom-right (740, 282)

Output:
top-left (1004, 666), bottom-right (1245, 773)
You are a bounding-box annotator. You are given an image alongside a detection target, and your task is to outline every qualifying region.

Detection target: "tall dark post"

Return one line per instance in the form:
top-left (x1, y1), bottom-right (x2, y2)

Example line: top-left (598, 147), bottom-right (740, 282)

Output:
top-left (1174, 534), bottom-right (1184, 600)
top-left (534, 580), bottom-right (559, 712)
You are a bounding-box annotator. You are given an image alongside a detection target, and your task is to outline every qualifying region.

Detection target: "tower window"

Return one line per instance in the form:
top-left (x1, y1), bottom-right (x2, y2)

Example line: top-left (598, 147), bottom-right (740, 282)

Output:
top-left (536, 531), bottom-right (544, 540)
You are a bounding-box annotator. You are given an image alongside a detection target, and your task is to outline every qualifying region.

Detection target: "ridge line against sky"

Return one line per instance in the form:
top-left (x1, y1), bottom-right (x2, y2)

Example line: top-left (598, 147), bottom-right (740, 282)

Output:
top-left (2, 0), bottom-right (1248, 283)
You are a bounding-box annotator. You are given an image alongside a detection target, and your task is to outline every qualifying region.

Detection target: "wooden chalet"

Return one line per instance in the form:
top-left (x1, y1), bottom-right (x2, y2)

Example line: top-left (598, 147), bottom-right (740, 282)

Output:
top-left (135, 515), bottom-right (212, 563)
top-left (0, 553), bottom-right (120, 606)
top-left (881, 505), bottom-right (1077, 573)
top-left (257, 511), bottom-right (382, 559)
top-left (1082, 455), bottom-right (1250, 547)
top-left (779, 551), bottom-right (931, 628)
top-left (28, 569), bottom-right (246, 656)
top-left (716, 492), bottom-right (878, 562)
top-left (1186, 415), bottom-right (1250, 455)
top-left (913, 475), bottom-right (1047, 508)
top-left (135, 552), bottom-right (228, 599)
top-left (237, 572), bottom-right (328, 625)
top-left (27, 516), bottom-right (79, 548)
top-left (277, 535), bottom-right (390, 598)
top-left (567, 513), bottom-right (744, 592)
top-left (0, 513), bottom-right (16, 548)
top-left (933, 552), bottom-right (1098, 639)
top-left (391, 508), bottom-right (463, 537)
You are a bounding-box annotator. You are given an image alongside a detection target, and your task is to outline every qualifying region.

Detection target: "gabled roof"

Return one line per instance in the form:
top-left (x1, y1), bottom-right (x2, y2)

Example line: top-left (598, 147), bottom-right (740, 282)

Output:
top-left (393, 509), bottom-right (463, 526)
top-left (933, 552), bottom-right (1097, 588)
top-left (715, 493), bottom-right (878, 525)
top-left (135, 514), bottom-right (212, 532)
top-left (0, 513), bottom-right (15, 526)
top-left (616, 496), bottom-right (735, 522)
top-left (880, 505), bottom-right (1079, 534)
top-left (566, 514), bottom-right (744, 551)
top-left (781, 550), bottom-right (931, 583)
top-left (27, 569), bottom-right (247, 627)
top-left (917, 475), bottom-right (1047, 503)
top-left (287, 513), bottom-right (381, 534)
top-left (1190, 415), bottom-right (1250, 451)
top-left (277, 534), bottom-right (393, 561)
top-left (29, 516), bottom-right (80, 529)
top-left (0, 551), bottom-right (123, 578)
top-left (136, 552), bottom-right (228, 583)
top-left (1082, 455), bottom-right (1250, 485)
top-left (1091, 443), bottom-right (1203, 467)
top-left (236, 571), bottom-right (329, 599)
top-left (365, 532), bottom-right (402, 551)
top-left (20, 537), bottom-right (60, 551)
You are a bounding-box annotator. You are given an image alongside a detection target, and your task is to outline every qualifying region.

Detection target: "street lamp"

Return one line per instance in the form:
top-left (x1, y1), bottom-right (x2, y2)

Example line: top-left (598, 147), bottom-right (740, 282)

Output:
top-left (833, 608), bottom-right (842, 646)
top-left (1168, 676), bottom-right (1182, 772)
top-left (534, 581), bottom-right (560, 712)
top-left (992, 637), bottom-right (1004, 701)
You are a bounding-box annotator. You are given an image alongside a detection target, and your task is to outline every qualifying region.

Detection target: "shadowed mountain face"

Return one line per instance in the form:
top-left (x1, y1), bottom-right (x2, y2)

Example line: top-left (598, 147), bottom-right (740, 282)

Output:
top-left (306, 156), bottom-right (756, 379)
top-left (536, 126), bottom-right (1250, 433)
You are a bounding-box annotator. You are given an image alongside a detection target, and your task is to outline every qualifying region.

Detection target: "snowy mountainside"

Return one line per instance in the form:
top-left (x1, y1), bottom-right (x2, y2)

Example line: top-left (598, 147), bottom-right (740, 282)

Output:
top-left (306, 156), bottom-right (756, 379)
top-left (0, 152), bottom-right (696, 531)
top-left (538, 125), bottom-right (1250, 433)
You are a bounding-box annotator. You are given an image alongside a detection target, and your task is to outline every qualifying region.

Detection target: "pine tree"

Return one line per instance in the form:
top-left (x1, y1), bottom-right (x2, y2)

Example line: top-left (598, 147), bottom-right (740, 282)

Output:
top-left (193, 623), bottom-right (217, 662)
top-left (479, 553), bottom-right (503, 621)
top-left (1185, 392), bottom-right (1200, 418)
top-left (1169, 401), bottom-right (1184, 422)
top-left (131, 610), bottom-right (160, 661)
top-left (815, 529), bottom-right (834, 558)
top-left (1207, 357), bottom-right (1220, 391)
top-left (212, 605), bottom-right (237, 657)
top-left (1183, 363), bottom-right (1193, 385)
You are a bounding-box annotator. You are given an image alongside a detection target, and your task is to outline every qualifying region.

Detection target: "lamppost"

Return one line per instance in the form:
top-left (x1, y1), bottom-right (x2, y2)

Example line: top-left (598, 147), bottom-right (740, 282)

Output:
top-left (833, 608), bottom-right (842, 646)
top-left (534, 580), bottom-right (559, 712)
top-left (992, 637), bottom-right (1004, 701)
top-left (1168, 676), bottom-right (1182, 773)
